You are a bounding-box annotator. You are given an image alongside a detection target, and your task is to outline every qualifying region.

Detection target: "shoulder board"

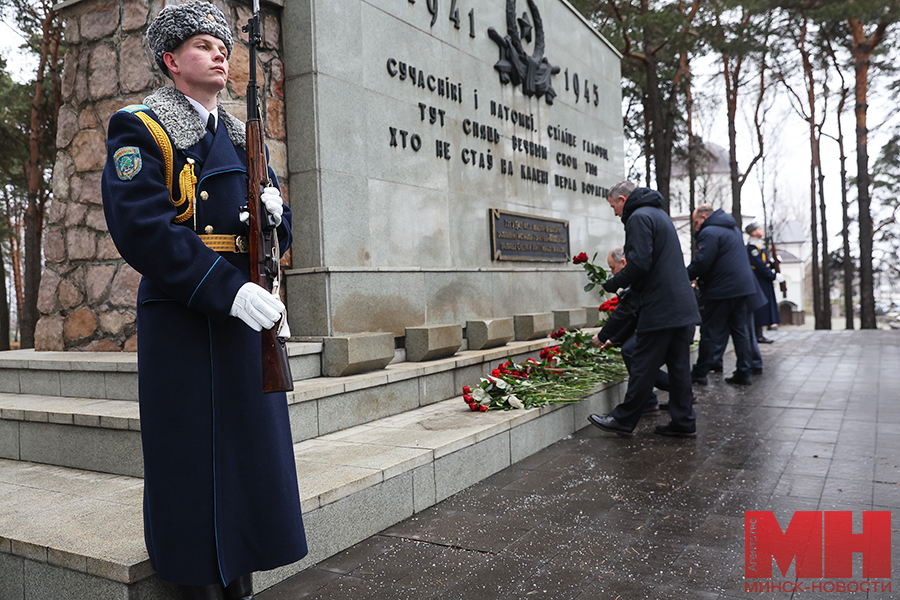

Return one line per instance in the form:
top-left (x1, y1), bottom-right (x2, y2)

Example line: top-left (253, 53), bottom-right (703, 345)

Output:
top-left (118, 104), bottom-right (150, 114)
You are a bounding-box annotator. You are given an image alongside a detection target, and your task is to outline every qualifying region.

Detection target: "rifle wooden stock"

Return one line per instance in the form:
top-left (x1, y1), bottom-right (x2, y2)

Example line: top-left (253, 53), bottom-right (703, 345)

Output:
top-left (771, 241), bottom-right (788, 298)
top-left (245, 5), bottom-right (293, 394)
top-left (247, 119), bottom-right (293, 393)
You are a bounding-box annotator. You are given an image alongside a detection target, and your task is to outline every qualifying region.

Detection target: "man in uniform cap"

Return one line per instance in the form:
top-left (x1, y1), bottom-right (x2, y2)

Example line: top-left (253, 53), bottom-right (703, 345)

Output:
top-left (101, 3), bottom-right (307, 598)
top-left (745, 222), bottom-right (783, 344)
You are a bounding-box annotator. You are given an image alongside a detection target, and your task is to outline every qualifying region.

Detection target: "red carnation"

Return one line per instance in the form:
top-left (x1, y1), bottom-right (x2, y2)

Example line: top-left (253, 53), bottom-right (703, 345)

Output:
top-left (599, 297), bottom-right (619, 313)
top-left (470, 403), bottom-right (479, 411)
top-left (550, 328), bottom-right (566, 340)
top-left (479, 405), bottom-right (488, 412)
top-left (491, 368), bottom-right (501, 377)
top-left (463, 394), bottom-right (474, 403)
top-left (462, 386), bottom-right (471, 394)
top-left (572, 252), bottom-right (589, 265)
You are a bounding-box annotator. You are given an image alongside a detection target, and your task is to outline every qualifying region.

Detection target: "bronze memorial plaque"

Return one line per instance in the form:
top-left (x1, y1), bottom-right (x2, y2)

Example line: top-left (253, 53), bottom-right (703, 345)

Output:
top-left (490, 209), bottom-right (570, 262)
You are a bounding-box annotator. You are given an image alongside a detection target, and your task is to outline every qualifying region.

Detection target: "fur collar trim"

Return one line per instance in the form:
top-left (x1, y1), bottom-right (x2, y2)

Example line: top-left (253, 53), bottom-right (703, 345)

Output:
top-left (143, 87), bottom-right (246, 150)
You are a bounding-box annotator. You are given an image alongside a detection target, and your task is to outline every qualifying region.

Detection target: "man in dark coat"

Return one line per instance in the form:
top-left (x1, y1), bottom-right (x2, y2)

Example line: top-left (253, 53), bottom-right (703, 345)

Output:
top-left (687, 205), bottom-right (758, 386)
top-left (101, 3), bottom-right (307, 599)
top-left (591, 247), bottom-right (669, 414)
top-left (745, 222), bottom-right (783, 343)
top-left (587, 181), bottom-right (700, 438)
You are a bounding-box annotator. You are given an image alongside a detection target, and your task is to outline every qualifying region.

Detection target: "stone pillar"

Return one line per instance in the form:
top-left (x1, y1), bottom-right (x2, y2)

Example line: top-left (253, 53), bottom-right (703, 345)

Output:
top-left (37, 0), bottom-right (288, 351)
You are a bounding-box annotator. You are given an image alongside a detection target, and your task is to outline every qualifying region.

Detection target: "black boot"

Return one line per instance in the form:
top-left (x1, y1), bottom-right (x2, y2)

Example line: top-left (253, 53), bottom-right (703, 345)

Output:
top-left (178, 584), bottom-right (226, 600)
top-left (224, 574), bottom-right (254, 600)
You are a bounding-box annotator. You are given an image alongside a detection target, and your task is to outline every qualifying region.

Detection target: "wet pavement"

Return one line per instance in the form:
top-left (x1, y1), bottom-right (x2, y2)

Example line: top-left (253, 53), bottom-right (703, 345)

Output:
top-left (259, 330), bottom-right (900, 600)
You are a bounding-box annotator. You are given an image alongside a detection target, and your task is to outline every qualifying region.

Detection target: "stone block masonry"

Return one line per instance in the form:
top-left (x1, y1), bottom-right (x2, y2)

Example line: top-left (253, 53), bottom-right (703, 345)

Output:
top-left (37, 0), bottom-right (289, 352)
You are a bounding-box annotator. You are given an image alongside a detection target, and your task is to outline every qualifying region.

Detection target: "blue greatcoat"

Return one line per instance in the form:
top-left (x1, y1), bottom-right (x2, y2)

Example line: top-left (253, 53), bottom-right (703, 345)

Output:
top-left (101, 87), bottom-right (307, 587)
top-left (747, 241), bottom-right (781, 326)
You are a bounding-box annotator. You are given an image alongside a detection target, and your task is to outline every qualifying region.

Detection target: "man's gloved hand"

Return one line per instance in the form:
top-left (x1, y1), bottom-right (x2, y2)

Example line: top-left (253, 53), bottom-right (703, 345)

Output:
top-left (775, 273), bottom-right (785, 283)
top-left (239, 186), bottom-right (284, 227)
top-left (261, 186), bottom-right (283, 226)
top-left (229, 282), bottom-right (284, 331)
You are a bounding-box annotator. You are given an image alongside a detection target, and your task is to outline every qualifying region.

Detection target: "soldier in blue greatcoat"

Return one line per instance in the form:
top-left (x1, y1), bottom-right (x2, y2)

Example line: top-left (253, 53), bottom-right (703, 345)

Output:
top-left (101, 3), bottom-right (307, 599)
top-left (745, 222), bottom-right (783, 343)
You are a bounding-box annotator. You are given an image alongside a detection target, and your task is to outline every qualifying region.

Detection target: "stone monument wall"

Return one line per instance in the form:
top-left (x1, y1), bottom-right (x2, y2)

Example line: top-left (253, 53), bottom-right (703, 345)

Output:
top-left (36, 0), bottom-right (288, 351)
top-left (281, 0), bottom-right (625, 337)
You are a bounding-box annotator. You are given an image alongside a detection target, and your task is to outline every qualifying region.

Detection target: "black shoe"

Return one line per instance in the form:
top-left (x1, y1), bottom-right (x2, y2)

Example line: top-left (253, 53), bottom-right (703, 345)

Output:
top-left (757, 336), bottom-right (774, 344)
top-left (654, 423), bottom-right (697, 438)
top-left (658, 402), bottom-right (669, 411)
top-left (691, 374), bottom-right (708, 386)
top-left (725, 373), bottom-right (751, 386)
top-left (225, 574), bottom-right (254, 600)
top-left (710, 365), bottom-right (723, 373)
top-left (751, 368), bottom-right (763, 375)
top-left (588, 414), bottom-right (634, 438)
top-left (179, 585), bottom-right (226, 600)
top-left (643, 403), bottom-right (661, 415)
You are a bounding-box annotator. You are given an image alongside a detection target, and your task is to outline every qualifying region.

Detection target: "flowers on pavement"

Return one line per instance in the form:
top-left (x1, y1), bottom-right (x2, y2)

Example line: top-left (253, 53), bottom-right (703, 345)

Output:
top-left (462, 329), bottom-right (628, 412)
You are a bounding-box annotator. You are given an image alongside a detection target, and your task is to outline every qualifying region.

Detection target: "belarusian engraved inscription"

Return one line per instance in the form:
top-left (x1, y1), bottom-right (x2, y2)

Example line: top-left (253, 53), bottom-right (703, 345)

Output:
top-left (385, 0), bottom-right (617, 260)
top-left (491, 209), bottom-right (569, 262)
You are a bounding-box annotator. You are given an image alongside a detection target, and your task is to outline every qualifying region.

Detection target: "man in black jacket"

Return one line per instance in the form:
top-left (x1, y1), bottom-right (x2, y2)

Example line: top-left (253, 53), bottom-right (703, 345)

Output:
top-left (591, 247), bottom-right (668, 414)
top-left (687, 204), bottom-right (758, 386)
top-left (587, 181), bottom-right (700, 438)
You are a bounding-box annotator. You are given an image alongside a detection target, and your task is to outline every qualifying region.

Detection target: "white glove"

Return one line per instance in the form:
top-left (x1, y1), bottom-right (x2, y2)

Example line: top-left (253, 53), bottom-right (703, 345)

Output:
top-left (775, 273), bottom-right (785, 283)
top-left (239, 186), bottom-right (284, 227)
top-left (229, 282), bottom-right (284, 331)
top-left (261, 186), bottom-right (283, 226)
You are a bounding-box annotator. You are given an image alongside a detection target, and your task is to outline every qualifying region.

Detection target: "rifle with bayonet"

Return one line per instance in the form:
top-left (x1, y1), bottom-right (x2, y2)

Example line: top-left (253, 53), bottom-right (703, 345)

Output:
top-left (244, 0), bottom-right (293, 393)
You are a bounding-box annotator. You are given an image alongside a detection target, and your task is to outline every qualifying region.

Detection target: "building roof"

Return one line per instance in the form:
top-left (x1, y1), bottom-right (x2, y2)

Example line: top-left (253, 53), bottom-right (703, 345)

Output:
top-left (776, 248), bottom-right (802, 264)
top-left (772, 221), bottom-right (805, 244)
top-left (671, 141), bottom-right (731, 178)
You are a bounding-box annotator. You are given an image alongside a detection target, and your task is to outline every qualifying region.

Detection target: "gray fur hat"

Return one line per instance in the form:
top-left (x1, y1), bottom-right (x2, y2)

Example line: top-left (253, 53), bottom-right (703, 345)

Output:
top-left (147, 1), bottom-right (234, 73)
top-left (745, 221), bottom-right (762, 235)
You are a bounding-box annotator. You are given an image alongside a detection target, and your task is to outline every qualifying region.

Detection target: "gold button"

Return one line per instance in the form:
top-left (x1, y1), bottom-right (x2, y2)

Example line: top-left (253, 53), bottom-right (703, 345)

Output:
top-left (200, 191), bottom-right (209, 201)
top-left (205, 226), bottom-right (214, 234)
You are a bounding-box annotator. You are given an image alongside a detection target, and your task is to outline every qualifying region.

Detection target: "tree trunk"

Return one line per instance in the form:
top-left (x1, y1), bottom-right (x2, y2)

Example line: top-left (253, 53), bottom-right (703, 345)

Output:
top-left (7, 213), bottom-right (24, 343)
top-left (839, 133), bottom-right (853, 330)
top-left (642, 33), bottom-right (670, 211)
top-left (723, 53), bottom-right (743, 229)
top-left (795, 19), bottom-right (822, 327)
top-left (0, 242), bottom-right (10, 351)
top-left (21, 8), bottom-right (57, 349)
top-left (849, 17), bottom-right (884, 329)
top-left (816, 155), bottom-right (831, 329)
top-left (683, 51), bottom-right (697, 259)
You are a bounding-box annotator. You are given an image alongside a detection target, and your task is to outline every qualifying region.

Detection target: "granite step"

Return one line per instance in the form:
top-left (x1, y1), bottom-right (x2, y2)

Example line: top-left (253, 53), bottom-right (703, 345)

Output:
top-left (0, 381), bottom-right (624, 600)
top-left (0, 342), bottom-right (324, 401)
top-left (0, 336), bottom-right (574, 478)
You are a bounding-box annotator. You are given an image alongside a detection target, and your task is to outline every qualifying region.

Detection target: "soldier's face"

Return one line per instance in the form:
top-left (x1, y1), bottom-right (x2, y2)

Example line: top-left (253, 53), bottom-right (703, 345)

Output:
top-left (166, 34), bottom-right (229, 94)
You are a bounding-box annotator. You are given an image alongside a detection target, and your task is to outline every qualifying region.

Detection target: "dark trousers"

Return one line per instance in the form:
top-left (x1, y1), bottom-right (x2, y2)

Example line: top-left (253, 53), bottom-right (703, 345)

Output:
top-left (621, 335), bottom-right (670, 406)
top-left (611, 325), bottom-right (695, 431)
top-left (748, 313), bottom-right (762, 370)
top-left (693, 296), bottom-right (752, 378)
top-left (710, 311), bottom-right (761, 371)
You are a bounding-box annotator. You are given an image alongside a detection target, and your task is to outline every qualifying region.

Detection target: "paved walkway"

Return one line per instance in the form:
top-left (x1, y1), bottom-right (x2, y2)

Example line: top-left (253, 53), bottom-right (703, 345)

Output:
top-left (259, 330), bottom-right (900, 600)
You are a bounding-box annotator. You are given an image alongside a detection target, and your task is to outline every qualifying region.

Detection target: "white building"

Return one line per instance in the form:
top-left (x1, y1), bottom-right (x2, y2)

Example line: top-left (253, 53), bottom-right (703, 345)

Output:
top-left (770, 221), bottom-right (806, 325)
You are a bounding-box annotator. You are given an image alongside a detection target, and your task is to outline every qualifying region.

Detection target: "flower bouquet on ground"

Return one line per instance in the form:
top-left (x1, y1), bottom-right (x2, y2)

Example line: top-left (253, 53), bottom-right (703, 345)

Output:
top-left (462, 329), bottom-right (628, 412)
